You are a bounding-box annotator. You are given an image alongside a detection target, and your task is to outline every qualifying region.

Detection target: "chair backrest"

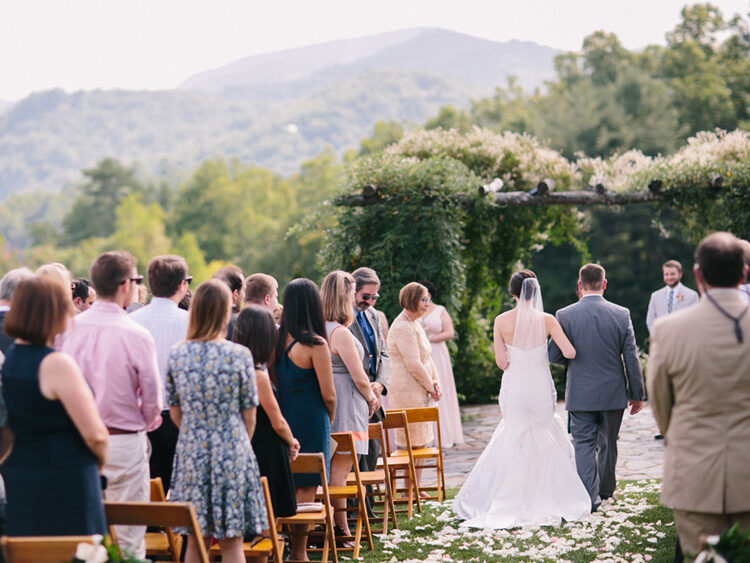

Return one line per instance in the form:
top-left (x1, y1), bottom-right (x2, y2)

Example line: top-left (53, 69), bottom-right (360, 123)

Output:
top-left (289, 452), bottom-right (332, 502)
top-left (105, 501), bottom-right (209, 563)
top-left (331, 432), bottom-right (362, 481)
top-left (402, 406), bottom-right (443, 448)
top-left (259, 476), bottom-right (283, 562)
top-left (0, 535), bottom-right (95, 563)
top-left (382, 409), bottom-right (413, 455)
top-left (150, 477), bottom-right (167, 501)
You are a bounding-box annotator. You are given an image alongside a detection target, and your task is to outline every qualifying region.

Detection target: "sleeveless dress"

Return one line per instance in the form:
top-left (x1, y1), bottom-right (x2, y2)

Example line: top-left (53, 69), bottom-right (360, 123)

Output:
top-left (326, 321), bottom-right (369, 455)
top-left (422, 305), bottom-right (464, 447)
top-left (167, 341), bottom-right (267, 538)
top-left (0, 343), bottom-right (106, 535)
top-left (453, 343), bottom-right (591, 528)
top-left (275, 339), bottom-right (330, 487)
top-left (251, 366), bottom-right (297, 518)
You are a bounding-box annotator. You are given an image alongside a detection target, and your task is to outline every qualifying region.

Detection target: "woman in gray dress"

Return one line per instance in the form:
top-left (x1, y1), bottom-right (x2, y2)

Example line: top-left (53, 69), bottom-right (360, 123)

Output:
top-left (320, 270), bottom-right (377, 537)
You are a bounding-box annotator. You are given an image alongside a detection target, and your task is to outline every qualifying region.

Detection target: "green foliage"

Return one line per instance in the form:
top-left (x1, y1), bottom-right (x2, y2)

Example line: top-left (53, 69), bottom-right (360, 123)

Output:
top-left (325, 129), bottom-right (582, 403)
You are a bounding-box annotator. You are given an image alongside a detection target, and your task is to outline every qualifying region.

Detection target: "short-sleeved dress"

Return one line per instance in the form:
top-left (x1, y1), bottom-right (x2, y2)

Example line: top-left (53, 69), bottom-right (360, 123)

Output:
top-left (1, 343), bottom-right (106, 536)
top-left (275, 339), bottom-right (330, 487)
top-left (326, 321), bottom-right (369, 455)
top-left (167, 341), bottom-right (267, 539)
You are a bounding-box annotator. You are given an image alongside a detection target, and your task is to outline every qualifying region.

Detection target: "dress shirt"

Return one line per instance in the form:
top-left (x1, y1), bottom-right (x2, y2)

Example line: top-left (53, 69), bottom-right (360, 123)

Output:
top-left (129, 297), bottom-right (189, 391)
top-left (61, 301), bottom-right (163, 431)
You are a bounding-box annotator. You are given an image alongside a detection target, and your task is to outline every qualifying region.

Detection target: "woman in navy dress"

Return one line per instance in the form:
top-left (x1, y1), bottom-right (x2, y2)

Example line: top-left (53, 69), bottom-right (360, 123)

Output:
top-left (274, 278), bottom-right (336, 561)
top-left (232, 306), bottom-right (299, 518)
top-left (168, 280), bottom-right (266, 563)
top-left (0, 276), bottom-right (108, 535)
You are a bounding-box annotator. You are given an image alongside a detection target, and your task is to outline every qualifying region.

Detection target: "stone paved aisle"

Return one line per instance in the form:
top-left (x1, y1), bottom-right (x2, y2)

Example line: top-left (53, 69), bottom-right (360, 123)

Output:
top-left (435, 402), bottom-right (664, 489)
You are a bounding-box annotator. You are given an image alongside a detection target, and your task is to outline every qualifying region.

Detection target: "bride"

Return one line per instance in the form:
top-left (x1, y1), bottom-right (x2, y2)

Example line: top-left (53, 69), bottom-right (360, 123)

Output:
top-left (453, 270), bottom-right (591, 528)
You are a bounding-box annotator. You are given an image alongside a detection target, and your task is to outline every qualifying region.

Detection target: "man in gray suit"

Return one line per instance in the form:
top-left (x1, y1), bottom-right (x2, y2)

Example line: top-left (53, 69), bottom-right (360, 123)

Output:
top-left (549, 264), bottom-right (645, 511)
top-left (350, 267), bottom-right (390, 473)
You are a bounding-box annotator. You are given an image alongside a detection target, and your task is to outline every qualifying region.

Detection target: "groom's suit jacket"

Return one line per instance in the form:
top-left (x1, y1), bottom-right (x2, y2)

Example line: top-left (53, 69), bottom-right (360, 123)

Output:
top-left (548, 294), bottom-right (644, 411)
top-left (648, 290), bottom-right (750, 513)
top-left (646, 283), bottom-right (699, 334)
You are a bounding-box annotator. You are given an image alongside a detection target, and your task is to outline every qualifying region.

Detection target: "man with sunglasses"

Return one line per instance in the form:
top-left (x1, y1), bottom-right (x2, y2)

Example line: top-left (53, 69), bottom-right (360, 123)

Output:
top-left (61, 251), bottom-right (162, 559)
top-left (130, 255), bottom-right (191, 492)
top-left (350, 267), bottom-right (391, 479)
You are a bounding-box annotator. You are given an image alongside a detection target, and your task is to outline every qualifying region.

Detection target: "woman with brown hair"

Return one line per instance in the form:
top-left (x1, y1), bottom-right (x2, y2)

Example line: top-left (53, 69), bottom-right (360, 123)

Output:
top-left (167, 280), bottom-right (266, 563)
top-left (320, 270), bottom-right (376, 538)
top-left (0, 276), bottom-right (108, 535)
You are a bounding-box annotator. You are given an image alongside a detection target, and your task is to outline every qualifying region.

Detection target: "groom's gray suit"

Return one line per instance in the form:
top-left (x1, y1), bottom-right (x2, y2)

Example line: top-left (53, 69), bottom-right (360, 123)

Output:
top-left (548, 294), bottom-right (644, 509)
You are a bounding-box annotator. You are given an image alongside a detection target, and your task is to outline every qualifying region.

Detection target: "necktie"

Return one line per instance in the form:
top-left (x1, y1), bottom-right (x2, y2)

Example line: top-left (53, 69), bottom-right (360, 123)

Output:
top-left (357, 311), bottom-right (376, 375)
top-left (667, 289), bottom-right (674, 314)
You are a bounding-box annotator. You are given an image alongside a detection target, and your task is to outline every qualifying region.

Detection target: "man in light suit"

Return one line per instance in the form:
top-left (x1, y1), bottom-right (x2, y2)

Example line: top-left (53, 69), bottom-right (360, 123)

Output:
top-left (350, 267), bottom-right (390, 474)
top-left (549, 264), bottom-right (644, 512)
top-left (648, 232), bottom-right (750, 558)
top-left (646, 260), bottom-right (699, 334)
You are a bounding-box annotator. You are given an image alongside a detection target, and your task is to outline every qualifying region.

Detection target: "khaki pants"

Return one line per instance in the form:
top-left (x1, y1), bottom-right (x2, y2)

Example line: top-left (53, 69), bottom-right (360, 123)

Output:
top-left (102, 432), bottom-right (150, 559)
top-left (673, 509), bottom-right (750, 558)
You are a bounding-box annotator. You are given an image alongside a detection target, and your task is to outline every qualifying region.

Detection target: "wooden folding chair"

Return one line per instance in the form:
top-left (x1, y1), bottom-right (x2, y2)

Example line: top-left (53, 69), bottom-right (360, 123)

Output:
top-left (380, 409), bottom-right (421, 517)
top-left (277, 453), bottom-right (337, 563)
top-left (390, 406), bottom-right (447, 502)
top-left (146, 477), bottom-right (182, 562)
top-left (209, 476), bottom-right (284, 562)
top-left (346, 422), bottom-right (398, 533)
top-left (104, 501), bottom-right (209, 563)
top-left (0, 535), bottom-right (96, 563)
top-left (322, 432), bottom-right (373, 558)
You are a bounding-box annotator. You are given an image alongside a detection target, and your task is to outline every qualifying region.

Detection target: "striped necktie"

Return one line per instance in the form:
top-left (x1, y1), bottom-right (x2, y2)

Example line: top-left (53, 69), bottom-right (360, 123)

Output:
top-left (667, 288), bottom-right (674, 314)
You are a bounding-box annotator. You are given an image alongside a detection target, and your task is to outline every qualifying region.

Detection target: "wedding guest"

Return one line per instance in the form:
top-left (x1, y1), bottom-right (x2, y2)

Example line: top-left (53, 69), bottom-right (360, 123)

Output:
top-left (321, 271), bottom-right (376, 537)
top-left (274, 278), bottom-right (335, 561)
top-left (0, 268), bottom-right (34, 354)
top-left (72, 278), bottom-right (96, 313)
top-left (0, 276), bottom-right (108, 535)
top-left (419, 280), bottom-right (463, 448)
top-left (387, 282), bottom-right (441, 492)
top-left (646, 260), bottom-right (699, 334)
top-left (740, 239), bottom-right (750, 303)
top-left (126, 282), bottom-right (148, 313)
top-left (232, 306), bottom-right (299, 518)
top-left (130, 255), bottom-right (191, 492)
top-left (245, 273), bottom-right (279, 314)
top-left (61, 251), bottom-right (162, 559)
top-left (648, 232), bottom-right (750, 558)
top-left (35, 262), bottom-right (72, 288)
top-left (168, 280), bottom-right (266, 563)
top-left (178, 288), bottom-right (192, 311)
top-left (212, 265), bottom-right (244, 338)
top-left (376, 309), bottom-right (390, 340)
top-left (273, 304), bottom-right (283, 325)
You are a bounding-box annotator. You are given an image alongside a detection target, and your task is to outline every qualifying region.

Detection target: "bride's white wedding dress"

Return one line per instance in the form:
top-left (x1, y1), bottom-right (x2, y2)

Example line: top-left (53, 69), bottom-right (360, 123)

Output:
top-left (453, 279), bottom-right (591, 528)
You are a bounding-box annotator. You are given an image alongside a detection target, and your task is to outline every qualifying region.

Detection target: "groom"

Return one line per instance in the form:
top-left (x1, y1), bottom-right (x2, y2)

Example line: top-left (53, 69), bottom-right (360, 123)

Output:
top-left (548, 264), bottom-right (644, 511)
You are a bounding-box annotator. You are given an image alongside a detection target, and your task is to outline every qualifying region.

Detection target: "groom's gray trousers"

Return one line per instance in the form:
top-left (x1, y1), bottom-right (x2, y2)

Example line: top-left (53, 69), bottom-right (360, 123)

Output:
top-left (569, 409), bottom-right (624, 506)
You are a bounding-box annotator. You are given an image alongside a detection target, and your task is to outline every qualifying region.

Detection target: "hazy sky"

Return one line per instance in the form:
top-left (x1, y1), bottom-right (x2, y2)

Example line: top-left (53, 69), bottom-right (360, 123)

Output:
top-left (1, 0), bottom-right (747, 101)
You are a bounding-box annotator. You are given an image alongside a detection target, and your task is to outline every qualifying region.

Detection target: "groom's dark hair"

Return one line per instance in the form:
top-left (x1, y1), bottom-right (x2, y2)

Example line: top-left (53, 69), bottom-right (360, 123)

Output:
top-left (579, 264), bottom-right (605, 290)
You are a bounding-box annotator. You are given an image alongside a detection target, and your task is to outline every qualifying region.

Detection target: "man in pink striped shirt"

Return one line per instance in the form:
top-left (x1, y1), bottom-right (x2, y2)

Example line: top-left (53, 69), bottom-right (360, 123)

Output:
top-left (62, 251), bottom-right (162, 559)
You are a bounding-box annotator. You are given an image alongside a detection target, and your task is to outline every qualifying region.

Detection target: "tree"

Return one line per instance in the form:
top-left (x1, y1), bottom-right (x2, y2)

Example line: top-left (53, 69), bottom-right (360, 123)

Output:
top-left (108, 192), bottom-right (172, 269)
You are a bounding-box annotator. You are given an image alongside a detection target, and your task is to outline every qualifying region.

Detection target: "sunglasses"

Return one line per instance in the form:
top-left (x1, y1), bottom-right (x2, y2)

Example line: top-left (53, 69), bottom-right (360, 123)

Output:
top-left (122, 275), bottom-right (144, 285)
top-left (183, 276), bottom-right (193, 286)
top-left (361, 293), bottom-right (380, 301)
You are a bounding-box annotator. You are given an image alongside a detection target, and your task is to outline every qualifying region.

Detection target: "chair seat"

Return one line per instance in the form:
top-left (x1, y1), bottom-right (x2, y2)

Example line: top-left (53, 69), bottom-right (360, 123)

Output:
top-left (324, 484), bottom-right (360, 498)
top-left (278, 510), bottom-right (327, 524)
top-left (391, 447), bottom-right (439, 459)
top-left (145, 532), bottom-right (182, 554)
top-left (347, 469), bottom-right (386, 485)
top-left (209, 538), bottom-right (282, 557)
top-left (379, 456), bottom-right (409, 468)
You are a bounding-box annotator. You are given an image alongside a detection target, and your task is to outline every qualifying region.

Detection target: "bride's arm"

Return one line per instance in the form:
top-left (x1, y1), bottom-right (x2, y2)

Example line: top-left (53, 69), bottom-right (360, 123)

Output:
top-left (546, 314), bottom-right (576, 359)
top-left (493, 316), bottom-right (510, 370)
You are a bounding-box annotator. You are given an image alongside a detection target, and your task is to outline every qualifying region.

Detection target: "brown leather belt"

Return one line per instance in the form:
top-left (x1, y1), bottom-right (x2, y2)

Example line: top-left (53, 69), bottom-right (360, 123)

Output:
top-left (107, 427), bottom-right (138, 435)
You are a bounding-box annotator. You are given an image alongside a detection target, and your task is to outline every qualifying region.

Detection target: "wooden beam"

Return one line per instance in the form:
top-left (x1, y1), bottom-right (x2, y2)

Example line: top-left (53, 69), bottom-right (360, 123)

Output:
top-left (335, 189), bottom-right (664, 208)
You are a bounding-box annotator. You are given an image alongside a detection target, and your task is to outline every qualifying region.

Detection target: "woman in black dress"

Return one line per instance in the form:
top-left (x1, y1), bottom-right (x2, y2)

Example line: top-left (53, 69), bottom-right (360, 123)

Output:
top-left (232, 306), bottom-right (299, 518)
top-left (0, 276), bottom-right (109, 535)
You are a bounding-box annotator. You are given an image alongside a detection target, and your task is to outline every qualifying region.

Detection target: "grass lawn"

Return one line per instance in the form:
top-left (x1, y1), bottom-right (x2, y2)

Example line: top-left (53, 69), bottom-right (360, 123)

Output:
top-left (345, 479), bottom-right (677, 562)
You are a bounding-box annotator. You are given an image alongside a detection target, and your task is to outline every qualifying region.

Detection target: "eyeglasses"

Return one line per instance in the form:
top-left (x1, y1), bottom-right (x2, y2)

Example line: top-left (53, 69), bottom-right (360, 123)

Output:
top-left (183, 276), bottom-right (193, 285)
top-left (122, 275), bottom-right (144, 285)
top-left (361, 293), bottom-right (380, 302)
top-left (420, 297), bottom-right (432, 304)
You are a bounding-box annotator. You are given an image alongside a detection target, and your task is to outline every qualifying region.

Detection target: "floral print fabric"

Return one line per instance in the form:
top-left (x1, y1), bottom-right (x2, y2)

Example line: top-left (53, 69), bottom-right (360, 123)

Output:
top-left (167, 340), bottom-right (267, 538)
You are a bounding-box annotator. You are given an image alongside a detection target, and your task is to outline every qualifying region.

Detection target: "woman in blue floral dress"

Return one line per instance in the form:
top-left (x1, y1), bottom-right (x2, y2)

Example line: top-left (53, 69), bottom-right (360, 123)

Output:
top-left (168, 280), bottom-right (266, 563)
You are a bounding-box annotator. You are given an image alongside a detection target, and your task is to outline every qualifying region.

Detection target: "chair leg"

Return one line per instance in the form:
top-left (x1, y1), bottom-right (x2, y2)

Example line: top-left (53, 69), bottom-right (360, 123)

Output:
top-left (357, 484), bottom-right (374, 550)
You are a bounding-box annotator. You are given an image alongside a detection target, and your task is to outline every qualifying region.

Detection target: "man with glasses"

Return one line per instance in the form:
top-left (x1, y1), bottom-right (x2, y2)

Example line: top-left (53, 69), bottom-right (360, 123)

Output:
top-left (61, 251), bottom-right (162, 559)
top-left (350, 267), bottom-right (391, 478)
top-left (130, 255), bottom-right (191, 492)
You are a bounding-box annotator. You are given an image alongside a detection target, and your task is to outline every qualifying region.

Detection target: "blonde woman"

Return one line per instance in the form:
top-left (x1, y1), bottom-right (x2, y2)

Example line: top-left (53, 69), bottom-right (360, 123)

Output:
top-left (320, 270), bottom-right (377, 538)
top-left (387, 282), bottom-right (441, 493)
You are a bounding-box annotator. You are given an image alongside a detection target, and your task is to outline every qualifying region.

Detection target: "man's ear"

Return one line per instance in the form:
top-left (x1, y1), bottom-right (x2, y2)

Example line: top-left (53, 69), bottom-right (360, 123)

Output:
top-left (693, 264), bottom-right (705, 295)
top-left (601, 279), bottom-right (608, 291)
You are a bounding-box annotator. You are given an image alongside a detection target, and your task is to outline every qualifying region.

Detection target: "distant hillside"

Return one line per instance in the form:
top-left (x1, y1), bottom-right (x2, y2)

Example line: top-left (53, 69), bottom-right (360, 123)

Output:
top-left (0, 101), bottom-right (12, 115)
top-left (181, 28), bottom-right (559, 97)
top-left (0, 28), bottom-right (561, 197)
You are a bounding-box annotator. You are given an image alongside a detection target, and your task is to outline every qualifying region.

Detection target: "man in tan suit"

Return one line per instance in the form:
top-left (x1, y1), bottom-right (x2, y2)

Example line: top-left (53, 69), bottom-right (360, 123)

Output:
top-left (648, 232), bottom-right (750, 557)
